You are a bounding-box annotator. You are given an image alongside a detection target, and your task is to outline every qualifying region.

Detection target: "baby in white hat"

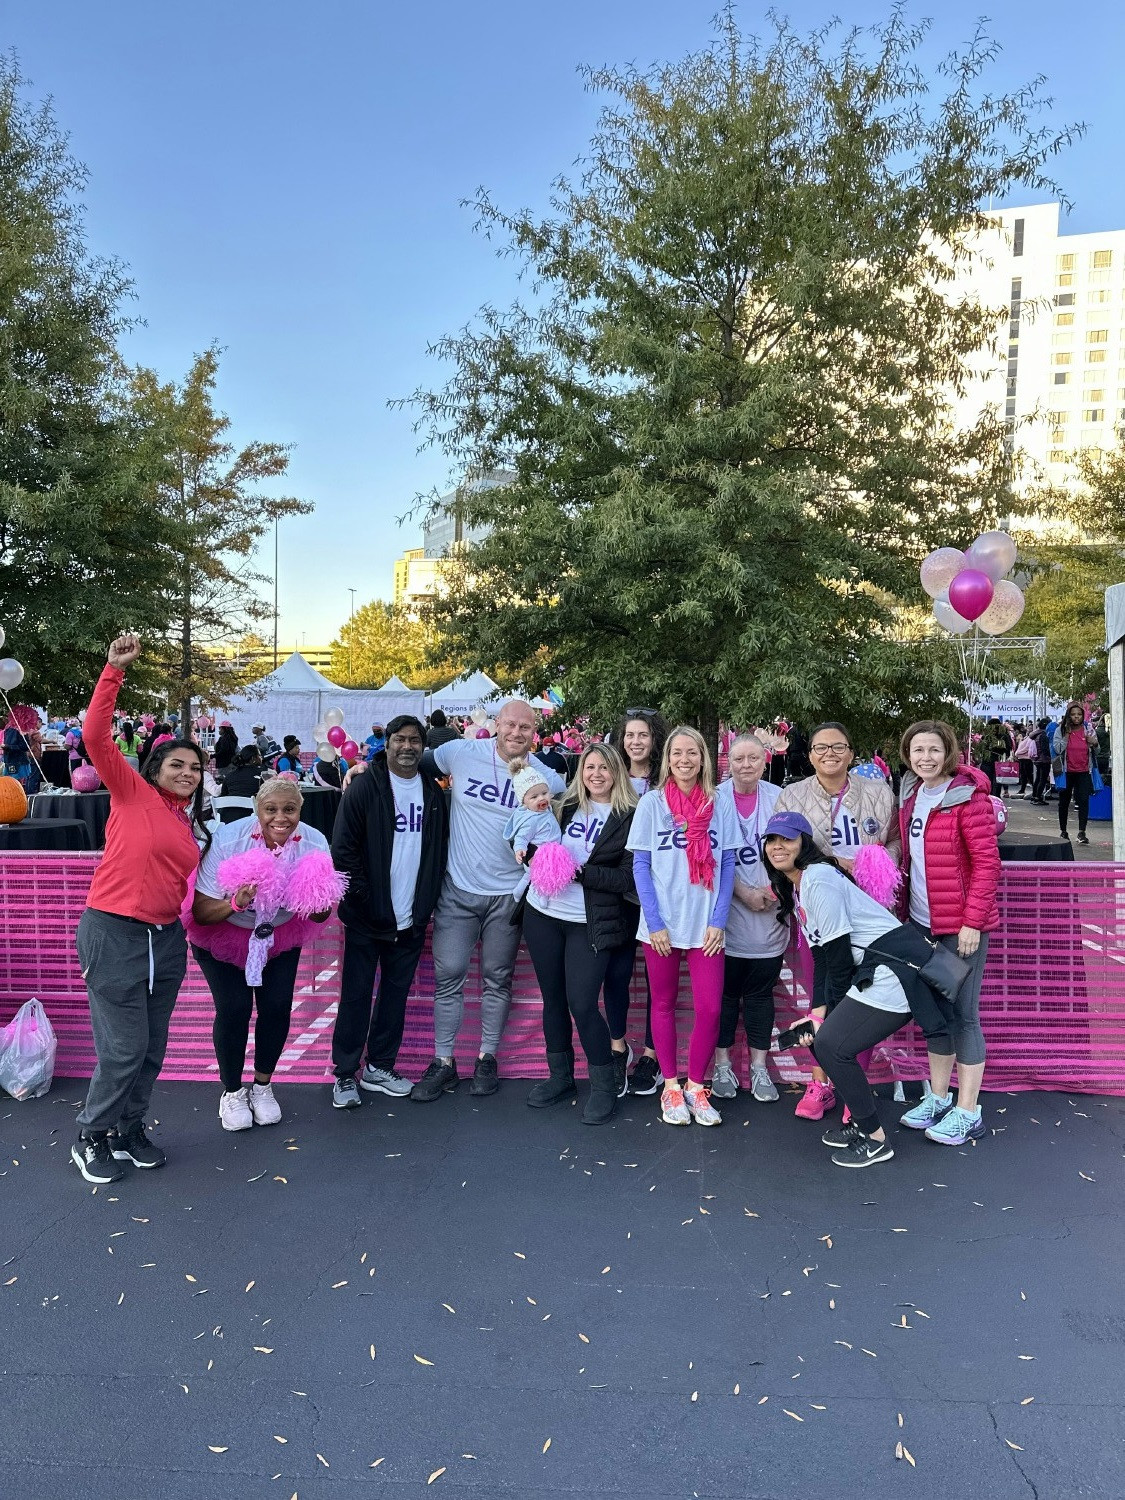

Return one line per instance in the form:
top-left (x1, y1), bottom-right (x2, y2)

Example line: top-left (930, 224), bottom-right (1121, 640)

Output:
top-left (503, 757), bottom-right (562, 865)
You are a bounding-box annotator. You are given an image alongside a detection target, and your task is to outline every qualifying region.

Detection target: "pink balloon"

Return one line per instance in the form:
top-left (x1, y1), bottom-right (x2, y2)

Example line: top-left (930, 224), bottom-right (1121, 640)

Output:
top-left (340, 739), bottom-right (359, 761)
top-left (326, 725), bottom-right (347, 748)
top-left (71, 765), bottom-right (102, 793)
top-left (947, 568), bottom-right (995, 622)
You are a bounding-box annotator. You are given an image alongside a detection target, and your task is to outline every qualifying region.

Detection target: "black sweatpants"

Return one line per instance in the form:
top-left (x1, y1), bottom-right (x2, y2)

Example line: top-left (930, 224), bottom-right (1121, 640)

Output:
top-left (717, 953), bottom-right (786, 1051)
top-left (812, 998), bottom-right (906, 1131)
top-left (1058, 771), bottom-right (1093, 835)
top-left (331, 925), bottom-right (426, 1078)
top-left (76, 910), bottom-right (187, 1134)
top-left (601, 940), bottom-right (654, 1048)
top-left (194, 944), bottom-right (301, 1092)
top-left (523, 905), bottom-right (613, 1066)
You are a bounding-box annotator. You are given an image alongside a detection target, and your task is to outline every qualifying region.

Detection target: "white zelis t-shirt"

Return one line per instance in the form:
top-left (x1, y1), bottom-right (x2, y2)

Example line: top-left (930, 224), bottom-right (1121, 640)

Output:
top-left (388, 772), bottom-right (425, 930)
top-left (794, 863), bottom-right (909, 1015)
top-left (528, 800), bottom-right (612, 924)
top-left (629, 776), bottom-right (652, 797)
top-left (626, 787), bottom-right (741, 950)
top-left (907, 782), bottom-right (950, 928)
top-left (831, 792), bottom-right (864, 856)
top-left (434, 738), bottom-right (567, 897)
top-left (194, 819), bottom-right (331, 930)
top-left (717, 779), bottom-right (788, 959)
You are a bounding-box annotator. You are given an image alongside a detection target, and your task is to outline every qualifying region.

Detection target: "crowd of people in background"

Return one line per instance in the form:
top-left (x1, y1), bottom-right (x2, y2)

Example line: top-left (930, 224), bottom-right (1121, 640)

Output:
top-left (6, 637), bottom-right (1110, 1187)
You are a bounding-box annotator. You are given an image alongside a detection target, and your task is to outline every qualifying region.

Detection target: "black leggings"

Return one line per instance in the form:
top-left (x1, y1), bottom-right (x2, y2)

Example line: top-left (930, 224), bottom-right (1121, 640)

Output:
top-left (1032, 763), bottom-right (1050, 801)
top-left (193, 945), bottom-right (301, 1092)
top-left (523, 906), bottom-right (612, 1066)
top-left (812, 998), bottom-right (906, 1134)
top-left (1058, 771), bottom-right (1093, 835)
top-left (718, 954), bottom-right (785, 1051)
top-left (602, 940), bottom-right (654, 1048)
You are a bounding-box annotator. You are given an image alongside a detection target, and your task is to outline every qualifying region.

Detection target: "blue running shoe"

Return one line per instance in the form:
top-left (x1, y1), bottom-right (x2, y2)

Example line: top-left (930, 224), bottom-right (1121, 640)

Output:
top-left (925, 1105), bottom-right (986, 1146)
top-left (900, 1086), bottom-right (953, 1131)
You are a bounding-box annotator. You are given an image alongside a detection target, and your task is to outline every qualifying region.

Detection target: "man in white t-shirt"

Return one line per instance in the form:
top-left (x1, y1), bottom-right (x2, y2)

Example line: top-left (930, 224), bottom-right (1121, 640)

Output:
top-left (329, 717), bottom-right (449, 1110)
top-left (412, 700), bottom-right (567, 1101)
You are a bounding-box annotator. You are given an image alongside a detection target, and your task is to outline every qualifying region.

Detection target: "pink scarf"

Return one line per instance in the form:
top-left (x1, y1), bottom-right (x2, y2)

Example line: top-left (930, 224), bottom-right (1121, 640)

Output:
top-left (664, 781), bottom-right (716, 890)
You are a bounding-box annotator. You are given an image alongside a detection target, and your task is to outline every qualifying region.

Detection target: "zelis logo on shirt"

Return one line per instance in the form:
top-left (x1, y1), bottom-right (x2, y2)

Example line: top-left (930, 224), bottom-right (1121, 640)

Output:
top-left (394, 805), bottom-right (424, 833)
top-left (831, 816), bottom-right (862, 849)
top-left (909, 816), bottom-right (924, 840)
top-left (735, 843), bottom-right (759, 868)
top-left (656, 826), bottom-right (721, 852)
top-left (464, 776), bottom-right (517, 809)
top-left (566, 817), bottom-right (605, 844)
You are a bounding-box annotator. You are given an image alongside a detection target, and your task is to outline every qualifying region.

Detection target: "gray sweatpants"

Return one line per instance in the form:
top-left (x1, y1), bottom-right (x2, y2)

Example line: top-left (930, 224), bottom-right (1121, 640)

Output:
top-left (75, 909), bottom-right (188, 1134)
top-left (431, 879), bottom-right (521, 1058)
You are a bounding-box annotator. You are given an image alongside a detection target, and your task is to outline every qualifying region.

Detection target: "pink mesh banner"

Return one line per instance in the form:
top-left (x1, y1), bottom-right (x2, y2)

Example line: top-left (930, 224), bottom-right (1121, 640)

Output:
top-left (0, 852), bottom-right (1122, 1094)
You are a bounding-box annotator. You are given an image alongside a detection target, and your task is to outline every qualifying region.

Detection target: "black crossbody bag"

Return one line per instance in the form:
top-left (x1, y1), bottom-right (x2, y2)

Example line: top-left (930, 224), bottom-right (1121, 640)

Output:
top-left (862, 936), bottom-right (970, 1004)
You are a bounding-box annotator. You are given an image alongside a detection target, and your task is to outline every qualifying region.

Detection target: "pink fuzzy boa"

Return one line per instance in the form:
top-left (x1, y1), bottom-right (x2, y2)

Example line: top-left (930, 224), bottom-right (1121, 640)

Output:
top-left (528, 841), bottom-right (580, 897)
top-left (851, 844), bottom-right (903, 910)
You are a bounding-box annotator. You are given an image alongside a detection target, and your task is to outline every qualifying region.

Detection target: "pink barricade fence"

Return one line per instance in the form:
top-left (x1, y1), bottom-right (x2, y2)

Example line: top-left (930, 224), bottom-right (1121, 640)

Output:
top-left (0, 854), bottom-right (1122, 1094)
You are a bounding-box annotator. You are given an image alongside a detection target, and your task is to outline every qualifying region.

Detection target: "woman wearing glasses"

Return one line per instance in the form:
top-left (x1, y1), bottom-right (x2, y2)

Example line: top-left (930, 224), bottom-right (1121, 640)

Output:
top-left (606, 708), bottom-right (669, 1096)
top-left (776, 721), bottom-right (900, 1120)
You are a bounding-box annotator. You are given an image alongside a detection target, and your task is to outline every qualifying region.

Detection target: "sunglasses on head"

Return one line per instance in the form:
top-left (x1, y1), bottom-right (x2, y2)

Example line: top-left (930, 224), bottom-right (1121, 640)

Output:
top-left (625, 707), bottom-right (657, 718)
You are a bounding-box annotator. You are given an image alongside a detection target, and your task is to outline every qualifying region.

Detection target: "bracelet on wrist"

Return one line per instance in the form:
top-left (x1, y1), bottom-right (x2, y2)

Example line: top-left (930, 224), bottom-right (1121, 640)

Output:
top-left (229, 896), bottom-right (247, 914)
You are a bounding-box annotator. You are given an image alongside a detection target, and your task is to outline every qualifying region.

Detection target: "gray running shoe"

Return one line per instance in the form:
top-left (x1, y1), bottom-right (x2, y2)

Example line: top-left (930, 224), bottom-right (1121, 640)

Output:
top-left (750, 1065), bottom-right (779, 1103)
top-left (361, 1064), bottom-right (413, 1097)
top-left (709, 1061), bottom-right (739, 1099)
top-left (332, 1075), bottom-right (362, 1110)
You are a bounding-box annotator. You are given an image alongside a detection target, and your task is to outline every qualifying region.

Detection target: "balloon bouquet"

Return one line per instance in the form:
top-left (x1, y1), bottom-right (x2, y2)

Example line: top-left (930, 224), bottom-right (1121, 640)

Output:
top-left (312, 707), bottom-right (360, 775)
top-left (0, 625), bottom-right (49, 795)
top-left (920, 529), bottom-right (1026, 742)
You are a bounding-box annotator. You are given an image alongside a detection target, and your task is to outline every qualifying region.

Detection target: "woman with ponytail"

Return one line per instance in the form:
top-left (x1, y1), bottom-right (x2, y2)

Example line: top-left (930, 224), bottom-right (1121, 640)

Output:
top-left (625, 727), bottom-right (739, 1126)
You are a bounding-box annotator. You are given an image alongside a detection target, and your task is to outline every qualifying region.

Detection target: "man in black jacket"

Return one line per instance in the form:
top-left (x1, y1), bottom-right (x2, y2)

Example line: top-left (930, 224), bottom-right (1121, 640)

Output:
top-left (329, 716), bottom-right (449, 1109)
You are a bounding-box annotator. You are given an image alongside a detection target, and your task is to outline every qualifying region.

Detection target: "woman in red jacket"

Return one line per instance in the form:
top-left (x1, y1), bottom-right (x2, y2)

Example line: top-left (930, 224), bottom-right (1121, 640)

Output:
top-left (896, 720), bottom-right (1000, 1148)
top-left (71, 635), bottom-right (211, 1186)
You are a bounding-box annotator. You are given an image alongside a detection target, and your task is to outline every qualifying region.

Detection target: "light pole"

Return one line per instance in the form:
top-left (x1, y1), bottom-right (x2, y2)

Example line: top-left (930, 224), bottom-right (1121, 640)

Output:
top-left (348, 588), bottom-right (356, 681)
top-left (272, 516), bottom-right (279, 669)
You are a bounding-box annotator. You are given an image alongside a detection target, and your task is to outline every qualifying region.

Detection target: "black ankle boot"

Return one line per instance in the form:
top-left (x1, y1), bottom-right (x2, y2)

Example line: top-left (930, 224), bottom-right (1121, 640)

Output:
top-left (527, 1051), bottom-right (577, 1108)
top-left (582, 1063), bottom-right (618, 1125)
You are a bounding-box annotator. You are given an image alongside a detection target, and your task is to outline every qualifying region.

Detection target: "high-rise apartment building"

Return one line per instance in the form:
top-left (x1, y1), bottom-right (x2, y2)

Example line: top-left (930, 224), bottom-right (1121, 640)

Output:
top-left (948, 203), bottom-right (1125, 489)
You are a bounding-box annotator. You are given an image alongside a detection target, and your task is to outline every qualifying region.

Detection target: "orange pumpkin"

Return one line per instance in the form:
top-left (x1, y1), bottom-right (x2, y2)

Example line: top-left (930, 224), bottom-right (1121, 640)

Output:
top-left (0, 775), bottom-right (29, 824)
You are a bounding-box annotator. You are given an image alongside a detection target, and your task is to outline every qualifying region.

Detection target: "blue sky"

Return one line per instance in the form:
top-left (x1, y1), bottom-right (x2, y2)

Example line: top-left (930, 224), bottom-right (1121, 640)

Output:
top-left (7, 1), bottom-right (1125, 646)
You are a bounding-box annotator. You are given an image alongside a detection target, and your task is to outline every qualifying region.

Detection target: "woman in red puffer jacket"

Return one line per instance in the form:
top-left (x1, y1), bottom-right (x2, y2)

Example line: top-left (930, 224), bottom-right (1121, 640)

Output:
top-left (896, 720), bottom-right (1001, 1150)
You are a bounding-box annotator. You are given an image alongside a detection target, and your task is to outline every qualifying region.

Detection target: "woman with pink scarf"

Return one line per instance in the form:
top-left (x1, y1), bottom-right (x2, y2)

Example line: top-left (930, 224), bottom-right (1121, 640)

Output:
top-left (626, 727), bottom-right (739, 1126)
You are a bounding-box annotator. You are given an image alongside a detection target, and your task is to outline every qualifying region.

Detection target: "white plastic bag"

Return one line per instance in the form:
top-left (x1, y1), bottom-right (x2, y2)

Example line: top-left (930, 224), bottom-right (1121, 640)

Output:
top-left (0, 998), bottom-right (57, 1100)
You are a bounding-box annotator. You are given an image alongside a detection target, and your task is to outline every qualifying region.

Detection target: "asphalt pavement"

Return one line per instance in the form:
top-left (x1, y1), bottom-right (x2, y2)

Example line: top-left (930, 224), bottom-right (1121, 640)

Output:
top-left (2, 1075), bottom-right (1123, 1499)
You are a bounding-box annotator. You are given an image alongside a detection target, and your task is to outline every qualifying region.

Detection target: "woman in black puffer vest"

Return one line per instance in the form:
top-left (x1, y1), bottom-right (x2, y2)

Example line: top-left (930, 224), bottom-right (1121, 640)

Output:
top-left (521, 743), bottom-right (638, 1124)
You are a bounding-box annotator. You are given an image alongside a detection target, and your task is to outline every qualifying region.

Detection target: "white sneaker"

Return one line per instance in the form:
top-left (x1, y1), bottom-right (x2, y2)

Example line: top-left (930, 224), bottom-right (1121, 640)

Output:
top-left (219, 1088), bottom-right (253, 1131)
top-left (709, 1061), bottom-right (739, 1099)
top-left (660, 1085), bottom-right (691, 1126)
top-left (360, 1064), bottom-right (413, 1097)
top-left (750, 1065), bottom-right (779, 1103)
top-left (684, 1085), bottom-right (722, 1126)
top-left (248, 1081), bottom-right (282, 1125)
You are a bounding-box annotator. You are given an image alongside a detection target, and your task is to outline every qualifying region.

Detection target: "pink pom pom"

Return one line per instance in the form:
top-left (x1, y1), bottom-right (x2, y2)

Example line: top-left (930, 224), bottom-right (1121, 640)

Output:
top-left (851, 844), bottom-right (902, 910)
top-left (217, 848), bottom-right (283, 907)
top-left (528, 841), bottom-right (580, 898)
top-left (285, 850), bottom-right (348, 917)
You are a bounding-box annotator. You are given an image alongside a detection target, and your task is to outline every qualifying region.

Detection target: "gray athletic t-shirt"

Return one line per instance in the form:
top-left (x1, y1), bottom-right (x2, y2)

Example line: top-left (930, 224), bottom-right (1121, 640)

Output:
top-left (434, 737), bottom-right (567, 896)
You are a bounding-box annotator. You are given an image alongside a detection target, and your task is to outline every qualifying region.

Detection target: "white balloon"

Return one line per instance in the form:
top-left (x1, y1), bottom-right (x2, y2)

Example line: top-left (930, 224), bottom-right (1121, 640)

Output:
top-left (316, 741), bottom-right (336, 761)
top-left (0, 658), bottom-right (25, 691)
top-left (933, 593), bottom-right (972, 635)
top-left (966, 530), bottom-right (1018, 584)
top-left (311, 723), bottom-right (327, 740)
top-left (978, 579), bottom-right (1025, 636)
top-left (919, 547), bottom-right (966, 599)
top-left (324, 707), bottom-right (345, 728)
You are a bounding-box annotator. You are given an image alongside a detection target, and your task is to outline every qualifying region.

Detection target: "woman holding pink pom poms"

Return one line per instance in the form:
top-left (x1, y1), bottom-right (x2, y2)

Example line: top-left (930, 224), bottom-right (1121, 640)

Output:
top-left (520, 744), bottom-right (638, 1125)
top-left (187, 778), bottom-right (346, 1130)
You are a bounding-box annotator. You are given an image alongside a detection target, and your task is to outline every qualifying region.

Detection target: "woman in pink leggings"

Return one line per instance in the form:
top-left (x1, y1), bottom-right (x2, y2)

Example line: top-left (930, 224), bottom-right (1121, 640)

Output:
top-left (626, 727), bottom-right (739, 1126)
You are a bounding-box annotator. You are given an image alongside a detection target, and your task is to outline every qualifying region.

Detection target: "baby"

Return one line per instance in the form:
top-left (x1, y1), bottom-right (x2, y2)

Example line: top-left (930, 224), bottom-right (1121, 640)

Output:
top-left (503, 758), bottom-right (562, 864)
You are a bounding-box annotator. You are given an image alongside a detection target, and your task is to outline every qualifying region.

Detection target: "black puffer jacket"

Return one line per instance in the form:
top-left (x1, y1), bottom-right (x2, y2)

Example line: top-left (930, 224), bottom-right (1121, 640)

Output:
top-left (564, 804), bottom-right (638, 951)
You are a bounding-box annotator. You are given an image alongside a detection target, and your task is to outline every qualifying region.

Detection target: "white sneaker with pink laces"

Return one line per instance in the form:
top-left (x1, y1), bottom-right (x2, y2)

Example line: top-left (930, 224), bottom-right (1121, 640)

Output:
top-left (684, 1085), bottom-right (722, 1126)
top-left (660, 1085), bottom-right (691, 1125)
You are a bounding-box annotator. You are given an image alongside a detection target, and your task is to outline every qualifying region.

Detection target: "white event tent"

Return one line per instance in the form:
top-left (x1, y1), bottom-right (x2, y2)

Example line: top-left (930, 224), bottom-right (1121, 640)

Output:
top-left (222, 653), bottom-right (425, 745)
top-left (427, 670), bottom-right (502, 716)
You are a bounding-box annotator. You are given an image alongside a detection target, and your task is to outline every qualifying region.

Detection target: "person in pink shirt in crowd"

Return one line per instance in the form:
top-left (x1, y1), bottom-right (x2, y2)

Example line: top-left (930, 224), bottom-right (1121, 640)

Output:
top-left (1052, 702), bottom-right (1099, 846)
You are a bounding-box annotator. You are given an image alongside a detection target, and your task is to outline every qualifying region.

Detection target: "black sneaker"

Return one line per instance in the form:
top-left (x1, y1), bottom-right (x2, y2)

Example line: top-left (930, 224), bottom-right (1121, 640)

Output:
top-left (71, 1134), bottom-right (125, 1185)
top-left (821, 1121), bottom-right (862, 1150)
top-left (1077, 832), bottom-right (1089, 846)
top-left (469, 1052), bottom-right (499, 1096)
top-left (628, 1055), bottom-right (664, 1096)
top-left (411, 1058), bottom-right (459, 1102)
top-left (109, 1122), bottom-right (166, 1169)
top-left (611, 1048), bottom-right (631, 1100)
top-left (831, 1132), bottom-right (895, 1169)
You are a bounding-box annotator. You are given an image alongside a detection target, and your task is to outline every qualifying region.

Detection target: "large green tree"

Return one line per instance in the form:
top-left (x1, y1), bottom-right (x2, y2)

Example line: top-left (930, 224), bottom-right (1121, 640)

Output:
top-left (407, 11), bottom-right (1076, 746)
top-left (330, 600), bottom-right (456, 690)
top-left (0, 58), bottom-right (182, 707)
top-left (129, 349), bottom-right (313, 725)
